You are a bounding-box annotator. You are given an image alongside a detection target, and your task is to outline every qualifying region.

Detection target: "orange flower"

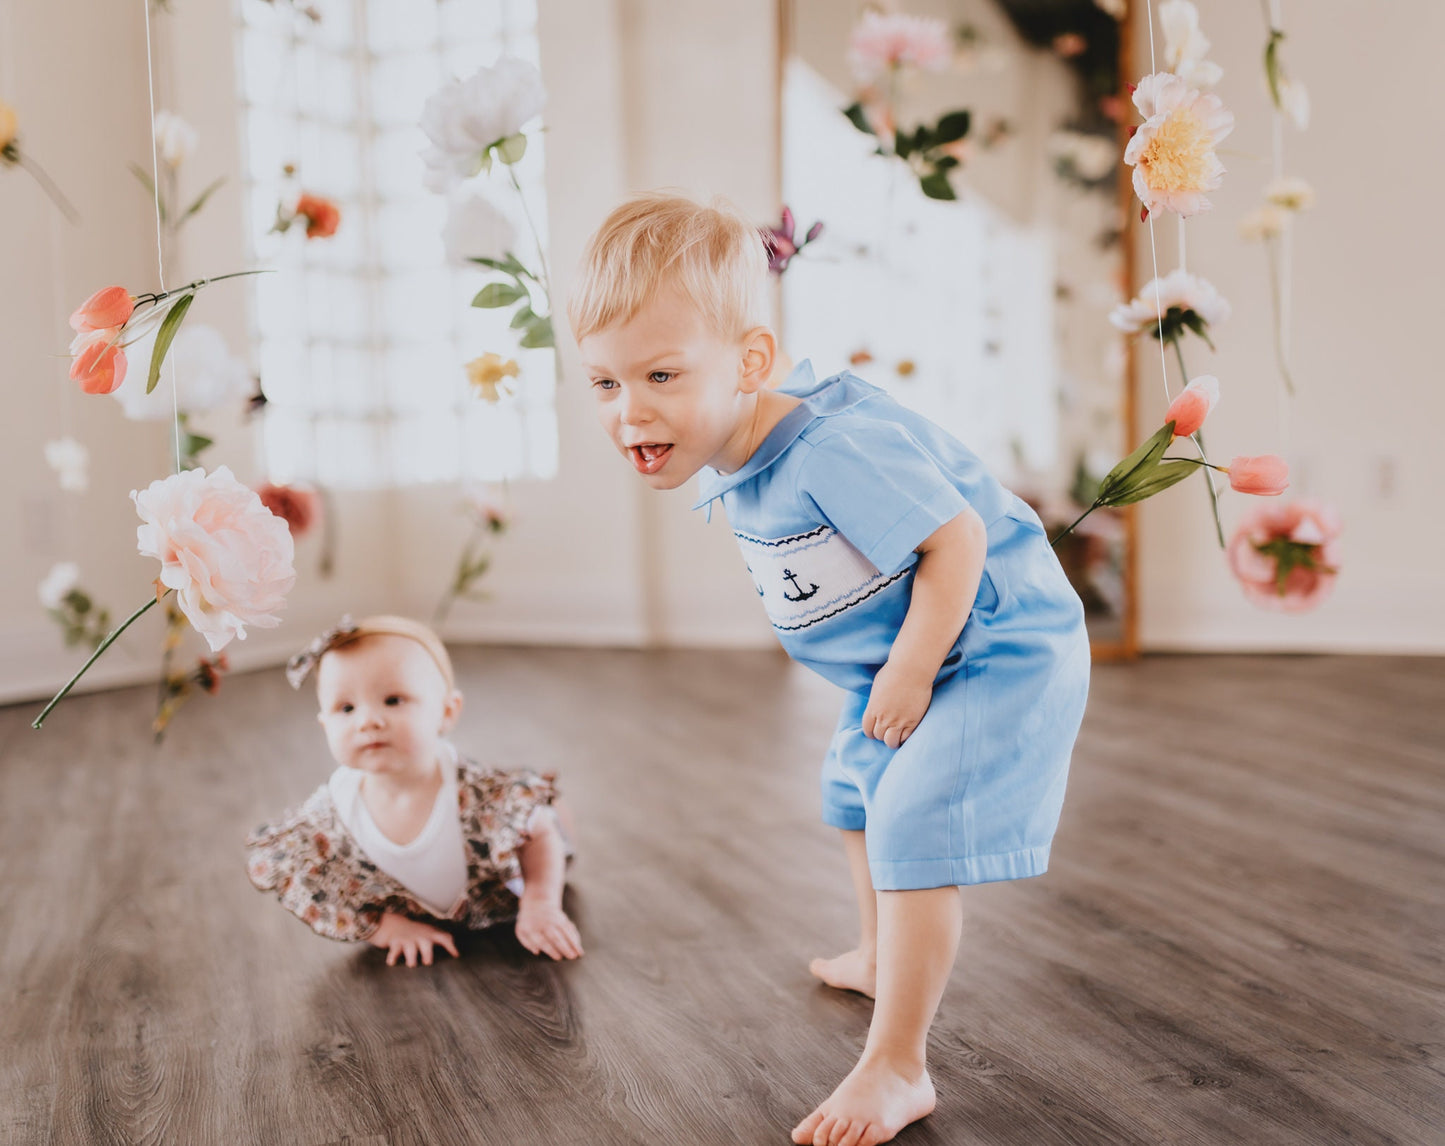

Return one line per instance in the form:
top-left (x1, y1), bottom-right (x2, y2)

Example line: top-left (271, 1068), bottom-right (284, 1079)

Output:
top-left (1163, 375), bottom-right (1218, 438)
top-left (1225, 454), bottom-right (1289, 496)
top-left (69, 286), bottom-right (134, 333)
top-left (68, 331), bottom-right (128, 394)
top-left (295, 193), bottom-right (340, 239)
top-left (255, 482), bottom-right (322, 537)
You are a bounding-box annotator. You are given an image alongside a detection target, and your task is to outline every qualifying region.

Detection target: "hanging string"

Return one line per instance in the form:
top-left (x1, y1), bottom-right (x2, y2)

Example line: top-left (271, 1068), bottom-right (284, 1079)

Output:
top-left (1268, 0), bottom-right (1293, 466)
top-left (141, 0), bottom-right (183, 474)
top-left (1141, 0), bottom-right (1171, 404)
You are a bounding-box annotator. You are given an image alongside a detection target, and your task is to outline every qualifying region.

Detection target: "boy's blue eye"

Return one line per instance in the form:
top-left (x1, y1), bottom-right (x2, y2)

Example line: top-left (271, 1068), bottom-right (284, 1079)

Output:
top-left (592, 378), bottom-right (618, 391)
top-left (649, 371), bottom-right (673, 384)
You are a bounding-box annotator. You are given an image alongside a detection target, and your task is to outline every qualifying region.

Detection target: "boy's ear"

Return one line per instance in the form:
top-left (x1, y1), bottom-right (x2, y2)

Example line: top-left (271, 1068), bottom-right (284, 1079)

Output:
top-left (738, 326), bottom-right (777, 394)
top-left (440, 690), bottom-right (464, 731)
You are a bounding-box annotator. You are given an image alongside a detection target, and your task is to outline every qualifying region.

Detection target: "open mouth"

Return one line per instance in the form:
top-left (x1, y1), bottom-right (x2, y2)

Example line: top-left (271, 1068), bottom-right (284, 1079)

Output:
top-left (627, 443), bottom-right (674, 475)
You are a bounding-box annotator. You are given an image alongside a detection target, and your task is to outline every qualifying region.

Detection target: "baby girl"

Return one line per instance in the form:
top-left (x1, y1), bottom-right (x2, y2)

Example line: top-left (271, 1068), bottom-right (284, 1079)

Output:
top-left (245, 614), bottom-right (581, 967)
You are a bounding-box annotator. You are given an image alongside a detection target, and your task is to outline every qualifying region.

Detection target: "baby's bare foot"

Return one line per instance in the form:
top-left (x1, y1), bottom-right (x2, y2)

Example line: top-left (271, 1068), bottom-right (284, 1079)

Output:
top-left (791, 1057), bottom-right (935, 1146)
top-left (808, 949), bottom-right (877, 998)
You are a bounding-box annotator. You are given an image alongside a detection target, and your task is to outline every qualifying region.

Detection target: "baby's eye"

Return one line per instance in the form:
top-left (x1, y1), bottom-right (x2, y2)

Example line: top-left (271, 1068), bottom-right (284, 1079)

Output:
top-left (385, 695), bottom-right (403, 706)
top-left (648, 370), bottom-right (674, 384)
top-left (340, 703), bottom-right (354, 714)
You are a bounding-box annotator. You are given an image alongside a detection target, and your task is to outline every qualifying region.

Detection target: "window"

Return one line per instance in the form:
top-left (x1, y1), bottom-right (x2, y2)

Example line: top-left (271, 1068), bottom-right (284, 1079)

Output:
top-left (235, 0), bottom-right (557, 489)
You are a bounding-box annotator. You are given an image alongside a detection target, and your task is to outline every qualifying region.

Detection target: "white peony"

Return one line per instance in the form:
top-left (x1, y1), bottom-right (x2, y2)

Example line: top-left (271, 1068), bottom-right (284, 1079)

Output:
top-left (419, 58), bottom-right (546, 193)
top-left (38, 562), bottom-right (81, 610)
top-left (1124, 71), bottom-right (1234, 217)
top-left (1161, 1), bottom-right (1223, 88)
top-left (153, 110), bottom-right (198, 168)
top-left (442, 193), bottom-right (518, 266)
top-left (44, 437), bottom-right (89, 493)
top-left (1265, 176), bottom-right (1315, 212)
top-left (1109, 269), bottom-right (1231, 335)
top-left (111, 323), bottom-right (252, 421)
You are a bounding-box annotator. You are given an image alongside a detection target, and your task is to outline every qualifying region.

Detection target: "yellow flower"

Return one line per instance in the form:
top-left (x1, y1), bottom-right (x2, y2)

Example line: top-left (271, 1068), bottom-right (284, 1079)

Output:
top-left (1265, 176), bottom-right (1315, 212)
top-left (465, 353), bottom-right (519, 402)
top-left (1123, 72), bottom-right (1234, 218)
top-left (0, 101), bottom-right (19, 153)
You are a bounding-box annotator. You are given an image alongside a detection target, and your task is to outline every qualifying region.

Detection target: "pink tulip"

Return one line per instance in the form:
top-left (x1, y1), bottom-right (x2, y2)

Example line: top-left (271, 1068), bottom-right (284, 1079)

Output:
top-left (1163, 375), bottom-right (1219, 438)
top-left (1227, 500), bottom-right (1341, 613)
top-left (69, 286), bottom-right (134, 333)
top-left (1226, 454), bottom-right (1289, 496)
top-left (68, 330), bottom-right (128, 394)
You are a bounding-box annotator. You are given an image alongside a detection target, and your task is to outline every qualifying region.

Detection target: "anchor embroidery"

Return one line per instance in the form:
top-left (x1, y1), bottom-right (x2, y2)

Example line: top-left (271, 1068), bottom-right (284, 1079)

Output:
top-left (781, 568), bottom-right (819, 602)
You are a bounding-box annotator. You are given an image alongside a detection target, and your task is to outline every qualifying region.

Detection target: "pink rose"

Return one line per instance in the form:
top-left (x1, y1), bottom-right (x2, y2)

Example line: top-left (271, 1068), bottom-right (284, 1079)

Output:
top-left (132, 466), bottom-right (296, 652)
top-left (1227, 499), bottom-right (1341, 613)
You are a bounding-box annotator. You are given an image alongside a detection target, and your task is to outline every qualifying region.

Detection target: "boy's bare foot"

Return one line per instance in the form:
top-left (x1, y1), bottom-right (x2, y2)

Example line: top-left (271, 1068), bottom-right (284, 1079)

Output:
top-left (791, 1056), bottom-right (935, 1146)
top-left (808, 949), bottom-right (877, 998)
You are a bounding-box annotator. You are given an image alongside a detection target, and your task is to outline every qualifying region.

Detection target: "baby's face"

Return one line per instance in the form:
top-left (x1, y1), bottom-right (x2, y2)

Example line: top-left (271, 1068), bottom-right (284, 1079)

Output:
top-left (315, 635), bottom-right (460, 776)
top-left (581, 286), bottom-right (769, 489)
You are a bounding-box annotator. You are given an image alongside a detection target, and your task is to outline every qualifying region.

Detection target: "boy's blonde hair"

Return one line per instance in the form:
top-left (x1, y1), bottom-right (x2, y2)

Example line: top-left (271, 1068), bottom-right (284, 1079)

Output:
top-left (567, 191), bottom-right (770, 344)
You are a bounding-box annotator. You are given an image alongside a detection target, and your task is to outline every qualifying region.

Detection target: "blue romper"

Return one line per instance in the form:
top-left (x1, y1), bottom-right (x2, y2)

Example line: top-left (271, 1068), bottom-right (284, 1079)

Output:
top-left (695, 362), bottom-right (1091, 891)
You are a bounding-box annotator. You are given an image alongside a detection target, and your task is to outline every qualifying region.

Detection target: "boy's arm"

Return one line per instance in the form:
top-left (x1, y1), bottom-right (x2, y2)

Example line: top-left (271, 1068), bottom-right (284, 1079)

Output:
top-left (514, 811), bottom-right (584, 960)
top-left (863, 506), bottom-right (988, 749)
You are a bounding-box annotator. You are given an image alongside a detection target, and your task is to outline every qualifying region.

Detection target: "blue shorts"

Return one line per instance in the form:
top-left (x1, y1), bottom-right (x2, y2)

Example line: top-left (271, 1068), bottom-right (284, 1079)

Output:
top-left (819, 545), bottom-right (1091, 891)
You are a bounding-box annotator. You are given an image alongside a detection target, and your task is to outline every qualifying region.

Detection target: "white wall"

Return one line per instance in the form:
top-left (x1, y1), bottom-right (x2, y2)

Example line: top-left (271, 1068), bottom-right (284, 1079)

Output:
top-left (2, 0), bottom-right (1439, 712)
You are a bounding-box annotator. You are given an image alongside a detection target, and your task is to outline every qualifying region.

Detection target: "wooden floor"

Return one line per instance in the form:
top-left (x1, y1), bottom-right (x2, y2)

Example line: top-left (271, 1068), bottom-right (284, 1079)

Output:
top-left (1, 649), bottom-right (1442, 1145)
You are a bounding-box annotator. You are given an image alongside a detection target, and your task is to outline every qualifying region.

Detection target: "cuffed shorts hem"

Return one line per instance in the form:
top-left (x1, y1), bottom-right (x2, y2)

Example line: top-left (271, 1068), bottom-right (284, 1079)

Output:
top-left (868, 845), bottom-right (1051, 890)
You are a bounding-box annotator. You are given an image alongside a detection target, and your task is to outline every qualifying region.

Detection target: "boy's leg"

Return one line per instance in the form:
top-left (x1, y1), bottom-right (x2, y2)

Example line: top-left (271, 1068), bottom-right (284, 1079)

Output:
top-left (793, 885), bottom-right (963, 1146)
top-left (809, 829), bottom-right (878, 997)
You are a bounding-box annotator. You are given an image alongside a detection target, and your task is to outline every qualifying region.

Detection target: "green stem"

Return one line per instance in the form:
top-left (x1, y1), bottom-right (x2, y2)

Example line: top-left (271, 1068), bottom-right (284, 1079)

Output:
top-left (1264, 236), bottom-right (1296, 396)
top-left (132, 269), bottom-right (273, 309)
top-left (33, 592), bottom-right (166, 729)
top-left (1171, 338), bottom-right (1227, 549)
top-left (506, 164), bottom-right (552, 306)
top-left (1049, 502), bottom-right (1100, 548)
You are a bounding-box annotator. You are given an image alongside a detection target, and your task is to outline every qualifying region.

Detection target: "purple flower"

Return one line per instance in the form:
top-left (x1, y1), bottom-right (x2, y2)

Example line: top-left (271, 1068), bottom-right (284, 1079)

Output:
top-left (762, 206), bottom-right (824, 274)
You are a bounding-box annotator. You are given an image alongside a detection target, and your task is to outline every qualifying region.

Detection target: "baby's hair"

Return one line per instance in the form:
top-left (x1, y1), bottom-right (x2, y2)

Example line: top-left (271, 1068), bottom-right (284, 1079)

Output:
top-left (567, 190), bottom-right (771, 344)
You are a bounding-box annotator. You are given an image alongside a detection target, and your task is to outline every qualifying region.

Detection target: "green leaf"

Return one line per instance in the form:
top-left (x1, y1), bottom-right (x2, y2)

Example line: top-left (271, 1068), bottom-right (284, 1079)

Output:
top-left (145, 292), bottom-right (195, 395)
top-left (919, 171), bottom-right (956, 201)
top-left (1103, 459), bottom-right (1197, 506)
top-left (129, 162), bottom-right (167, 223)
top-left (1264, 30), bottom-right (1284, 109)
top-left (179, 175), bottom-right (226, 224)
top-left (1181, 310), bottom-right (1216, 351)
top-left (1096, 422), bottom-right (1175, 500)
top-left (842, 101), bottom-right (875, 136)
top-left (934, 110), bottom-right (971, 144)
top-left (893, 129), bottom-right (914, 159)
top-left (510, 305), bottom-right (536, 330)
top-left (182, 430), bottom-right (214, 462)
top-left (495, 133), bottom-right (528, 165)
top-left (518, 314), bottom-right (554, 349)
top-left (472, 282), bottom-right (526, 308)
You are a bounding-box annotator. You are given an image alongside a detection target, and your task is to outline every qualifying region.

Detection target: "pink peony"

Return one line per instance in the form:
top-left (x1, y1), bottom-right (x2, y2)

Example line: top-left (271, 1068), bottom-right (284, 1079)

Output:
top-left (1227, 500), bottom-right (1341, 613)
top-left (132, 466), bottom-right (296, 652)
top-left (1163, 375), bottom-right (1218, 438)
top-left (849, 12), bottom-right (952, 83)
top-left (1226, 454), bottom-right (1289, 496)
top-left (69, 286), bottom-right (134, 333)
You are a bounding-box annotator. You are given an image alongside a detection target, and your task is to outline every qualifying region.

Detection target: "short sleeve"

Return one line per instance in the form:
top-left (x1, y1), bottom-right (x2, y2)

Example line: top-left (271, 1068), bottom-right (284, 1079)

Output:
top-left (795, 422), bottom-right (969, 576)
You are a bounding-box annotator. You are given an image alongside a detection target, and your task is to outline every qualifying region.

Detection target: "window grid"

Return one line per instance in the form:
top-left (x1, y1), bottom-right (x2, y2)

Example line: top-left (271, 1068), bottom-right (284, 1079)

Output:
top-left (234, 0), bottom-right (557, 489)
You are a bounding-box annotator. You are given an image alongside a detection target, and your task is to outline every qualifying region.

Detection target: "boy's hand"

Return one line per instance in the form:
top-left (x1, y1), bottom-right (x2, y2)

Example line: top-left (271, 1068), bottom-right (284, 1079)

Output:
top-left (862, 661), bottom-right (934, 749)
top-left (515, 898), bottom-right (584, 961)
top-left (368, 911), bottom-right (459, 967)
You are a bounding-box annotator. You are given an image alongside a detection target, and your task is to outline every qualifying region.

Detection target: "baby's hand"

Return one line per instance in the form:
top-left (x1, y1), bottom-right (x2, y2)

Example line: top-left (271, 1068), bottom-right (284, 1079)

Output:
top-left (368, 911), bottom-right (459, 967)
top-left (515, 898), bottom-right (584, 961)
top-left (862, 661), bottom-right (934, 749)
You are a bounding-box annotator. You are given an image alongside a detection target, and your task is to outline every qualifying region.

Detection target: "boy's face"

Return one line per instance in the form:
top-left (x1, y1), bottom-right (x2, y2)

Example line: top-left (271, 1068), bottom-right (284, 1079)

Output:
top-left (315, 635), bottom-right (461, 776)
top-left (581, 286), bottom-right (772, 489)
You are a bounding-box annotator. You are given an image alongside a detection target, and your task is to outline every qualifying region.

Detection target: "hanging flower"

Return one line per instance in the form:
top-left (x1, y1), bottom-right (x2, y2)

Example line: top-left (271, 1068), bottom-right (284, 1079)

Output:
top-left (1124, 72), bottom-right (1234, 218)
top-left (1224, 454), bottom-right (1290, 496)
top-left (442, 193), bottom-right (518, 266)
top-left (466, 353), bottom-right (520, 402)
top-left (1160, 1), bottom-right (1223, 88)
top-left (463, 487), bottom-right (512, 533)
top-left (0, 100), bottom-right (16, 154)
top-left (1239, 204), bottom-right (1286, 242)
top-left (762, 206), bottom-right (824, 274)
top-left (44, 437), bottom-right (89, 493)
top-left (419, 57), bottom-right (547, 192)
top-left (1265, 176), bottom-right (1315, 212)
top-left (112, 323), bottom-right (252, 420)
top-left (68, 329), bottom-right (128, 395)
top-left (133, 466), bottom-right (297, 652)
top-left (1162, 375), bottom-right (1218, 438)
top-left (1109, 268), bottom-right (1230, 343)
top-left (38, 562), bottom-right (81, 611)
top-left (848, 11), bottom-right (952, 83)
top-left (152, 111), bottom-right (198, 168)
top-left (1228, 500), bottom-right (1340, 612)
top-left (1048, 130), bottom-right (1118, 185)
top-left (254, 482), bottom-right (322, 538)
top-left (70, 286), bottom-right (135, 332)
